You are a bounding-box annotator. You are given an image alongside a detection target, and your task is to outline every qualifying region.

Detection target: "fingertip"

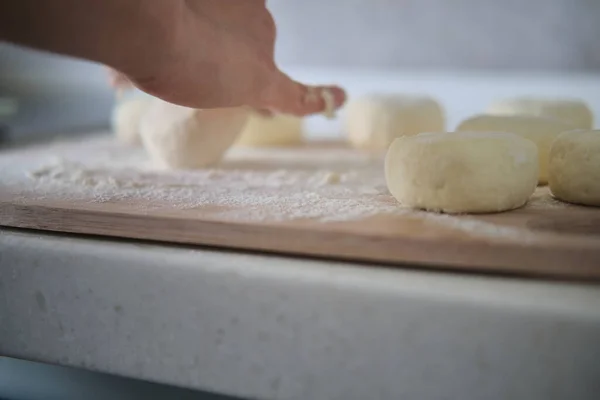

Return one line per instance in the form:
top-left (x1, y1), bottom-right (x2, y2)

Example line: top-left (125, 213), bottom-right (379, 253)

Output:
top-left (262, 71), bottom-right (347, 117)
top-left (319, 85), bottom-right (347, 119)
top-left (300, 85), bottom-right (347, 117)
top-left (328, 86), bottom-right (347, 108)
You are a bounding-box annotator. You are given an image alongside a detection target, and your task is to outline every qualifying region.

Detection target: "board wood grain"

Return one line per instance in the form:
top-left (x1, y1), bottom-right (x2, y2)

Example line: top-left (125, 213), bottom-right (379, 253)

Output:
top-left (2, 135), bottom-right (600, 280)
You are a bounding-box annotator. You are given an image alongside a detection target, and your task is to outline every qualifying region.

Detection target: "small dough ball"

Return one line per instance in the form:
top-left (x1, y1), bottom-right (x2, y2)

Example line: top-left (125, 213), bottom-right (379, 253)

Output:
top-left (487, 97), bottom-right (593, 129)
top-left (235, 111), bottom-right (303, 147)
top-left (139, 99), bottom-right (248, 169)
top-left (549, 130), bottom-right (600, 206)
top-left (456, 114), bottom-right (575, 184)
top-left (385, 132), bottom-right (538, 213)
top-left (111, 97), bottom-right (152, 145)
top-left (345, 94), bottom-right (445, 151)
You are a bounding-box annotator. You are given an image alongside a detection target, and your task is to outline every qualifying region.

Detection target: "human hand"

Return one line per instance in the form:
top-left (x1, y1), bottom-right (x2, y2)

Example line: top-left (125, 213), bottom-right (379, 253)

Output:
top-left (110, 0), bottom-right (345, 116)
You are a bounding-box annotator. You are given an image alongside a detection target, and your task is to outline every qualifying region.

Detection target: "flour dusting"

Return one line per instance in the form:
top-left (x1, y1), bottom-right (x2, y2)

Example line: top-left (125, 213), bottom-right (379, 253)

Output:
top-left (0, 134), bottom-right (560, 241)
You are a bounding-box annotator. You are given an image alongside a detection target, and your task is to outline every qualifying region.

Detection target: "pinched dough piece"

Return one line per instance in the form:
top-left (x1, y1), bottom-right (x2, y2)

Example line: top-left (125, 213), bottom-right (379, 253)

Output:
top-left (456, 114), bottom-right (575, 184)
top-left (549, 129), bottom-right (600, 206)
top-left (385, 132), bottom-right (538, 214)
top-left (235, 111), bottom-right (303, 147)
top-left (112, 96), bottom-right (152, 145)
top-left (345, 94), bottom-right (445, 151)
top-left (487, 97), bottom-right (593, 129)
top-left (139, 98), bottom-right (248, 169)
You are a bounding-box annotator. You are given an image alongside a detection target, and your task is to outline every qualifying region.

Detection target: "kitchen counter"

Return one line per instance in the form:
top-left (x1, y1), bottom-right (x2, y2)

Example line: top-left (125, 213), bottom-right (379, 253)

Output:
top-left (2, 228), bottom-right (600, 400)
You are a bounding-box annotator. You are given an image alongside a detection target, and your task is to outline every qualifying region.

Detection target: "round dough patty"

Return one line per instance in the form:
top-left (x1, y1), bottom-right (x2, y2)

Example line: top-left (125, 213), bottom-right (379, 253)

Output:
top-left (345, 94), bottom-right (444, 151)
top-left (549, 129), bottom-right (600, 206)
top-left (385, 132), bottom-right (538, 213)
top-left (235, 111), bottom-right (303, 147)
top-left (487, 97), bottom-right (593, 129)
top-left (139, 99), bottom-right (248, 169)
top-left (456, 114), bottom-right (575, 184)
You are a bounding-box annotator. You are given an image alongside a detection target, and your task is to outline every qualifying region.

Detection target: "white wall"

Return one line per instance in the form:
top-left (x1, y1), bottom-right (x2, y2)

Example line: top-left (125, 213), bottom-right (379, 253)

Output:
top-left (270, 0), bottom-right (600, 71)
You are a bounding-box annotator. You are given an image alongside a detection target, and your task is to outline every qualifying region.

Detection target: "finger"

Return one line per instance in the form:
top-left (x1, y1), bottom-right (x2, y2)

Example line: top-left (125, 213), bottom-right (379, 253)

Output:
top-left (262, 72), bottom-right (346, 117)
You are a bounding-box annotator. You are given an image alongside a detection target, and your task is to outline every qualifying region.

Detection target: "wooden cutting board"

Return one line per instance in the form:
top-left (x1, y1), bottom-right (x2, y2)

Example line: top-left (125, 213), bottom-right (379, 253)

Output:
top-left (2, 133), bottom-right (600, 280)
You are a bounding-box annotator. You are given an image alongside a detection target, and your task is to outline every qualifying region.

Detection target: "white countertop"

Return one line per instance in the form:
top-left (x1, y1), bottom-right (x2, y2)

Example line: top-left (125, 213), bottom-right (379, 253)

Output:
top-left (2, 228), bottom-right (600, 400)
top-left (2, 70), bottom-right (600, 400)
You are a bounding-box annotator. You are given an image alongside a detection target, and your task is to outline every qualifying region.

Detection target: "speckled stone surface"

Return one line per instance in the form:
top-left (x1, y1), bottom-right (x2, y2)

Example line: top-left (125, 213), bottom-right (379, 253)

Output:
top-left (2, 228), bottom-right (600, 400)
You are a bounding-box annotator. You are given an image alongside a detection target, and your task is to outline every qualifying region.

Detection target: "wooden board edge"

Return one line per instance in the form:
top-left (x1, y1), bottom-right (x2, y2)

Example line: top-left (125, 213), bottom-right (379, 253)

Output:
top-left (2, 202), bottom-right (600, 281)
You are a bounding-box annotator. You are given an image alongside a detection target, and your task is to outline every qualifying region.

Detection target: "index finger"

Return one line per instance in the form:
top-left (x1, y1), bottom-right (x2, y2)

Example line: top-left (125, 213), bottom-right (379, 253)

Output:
top-left (261, 71), bottom-right (346, 117)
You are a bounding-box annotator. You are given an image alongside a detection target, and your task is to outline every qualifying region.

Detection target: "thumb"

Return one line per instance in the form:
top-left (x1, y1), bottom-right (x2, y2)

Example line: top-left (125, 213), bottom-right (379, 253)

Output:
top-left (260, 71), bottom-right (346, 117)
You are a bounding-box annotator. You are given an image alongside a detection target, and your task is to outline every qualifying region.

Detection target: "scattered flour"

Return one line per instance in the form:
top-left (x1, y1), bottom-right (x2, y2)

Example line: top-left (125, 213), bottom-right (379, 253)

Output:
top-left (526, 187), bottom-right (569, 209)
top-left (0, 134), bottom-right (561, 242)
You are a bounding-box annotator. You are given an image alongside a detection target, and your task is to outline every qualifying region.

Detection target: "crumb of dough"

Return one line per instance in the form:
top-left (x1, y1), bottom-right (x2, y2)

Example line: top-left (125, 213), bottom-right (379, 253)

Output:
top-left (320, 171), bottom-right (341, 185)
top-left (303, 87), bottom-right (336, 119)
top-left (321, 88), bottom-right (336, 119)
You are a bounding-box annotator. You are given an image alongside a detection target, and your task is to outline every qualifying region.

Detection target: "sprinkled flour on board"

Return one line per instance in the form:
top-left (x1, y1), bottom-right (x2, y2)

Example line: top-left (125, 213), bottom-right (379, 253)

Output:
top-left (0, 134), bottom-right (561, 241)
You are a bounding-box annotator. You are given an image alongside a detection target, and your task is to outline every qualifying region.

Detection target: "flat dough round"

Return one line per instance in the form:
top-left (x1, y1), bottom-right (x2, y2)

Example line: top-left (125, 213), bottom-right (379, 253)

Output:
top-left (385, 132), bottom-right (538, 213)
top-left (111, 97), bottom-right (152, 145)
top-left (235, 111), bottom-right (303, 147)
top-left (487, 97), bottom-right (593, 129)
top-left (456, 114), bottom-right (575, 184)
top-left (344, 94), bottom-right (445, 151)
top-left (549, 129), bottom-right (600, 206)
top-left (139, 99), bottom-right (248, 169)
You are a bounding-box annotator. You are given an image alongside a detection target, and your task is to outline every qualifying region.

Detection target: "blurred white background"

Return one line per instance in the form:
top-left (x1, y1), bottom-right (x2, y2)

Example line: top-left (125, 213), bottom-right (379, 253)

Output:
top-left (1, 0), bottom-right (599, 139)
top-left (271, 0), bottom-right (600, 71)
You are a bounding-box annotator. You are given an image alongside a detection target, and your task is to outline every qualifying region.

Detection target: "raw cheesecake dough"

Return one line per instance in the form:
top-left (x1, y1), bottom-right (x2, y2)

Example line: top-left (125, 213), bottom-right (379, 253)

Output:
top-left (548, 130), bottom-right (600, 206)
top-left (304, 87), bottom-right (337, 119)
top-left (456, 114), bottom-right (574, 184)
top-left (235, 111), bottom-right (303, 147)
top-left (385, 132), bottom-right (538, 213)
top-left (111, 96), bottom-right (152, 145)
top-left (321, 88), bottom-right (336, 119)
top-left (487, 97), bottom-right (593, 129)
top-left (344, 94), bottom-right (445, 151)
top-left (139, 99), bottom-right (248, 169)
